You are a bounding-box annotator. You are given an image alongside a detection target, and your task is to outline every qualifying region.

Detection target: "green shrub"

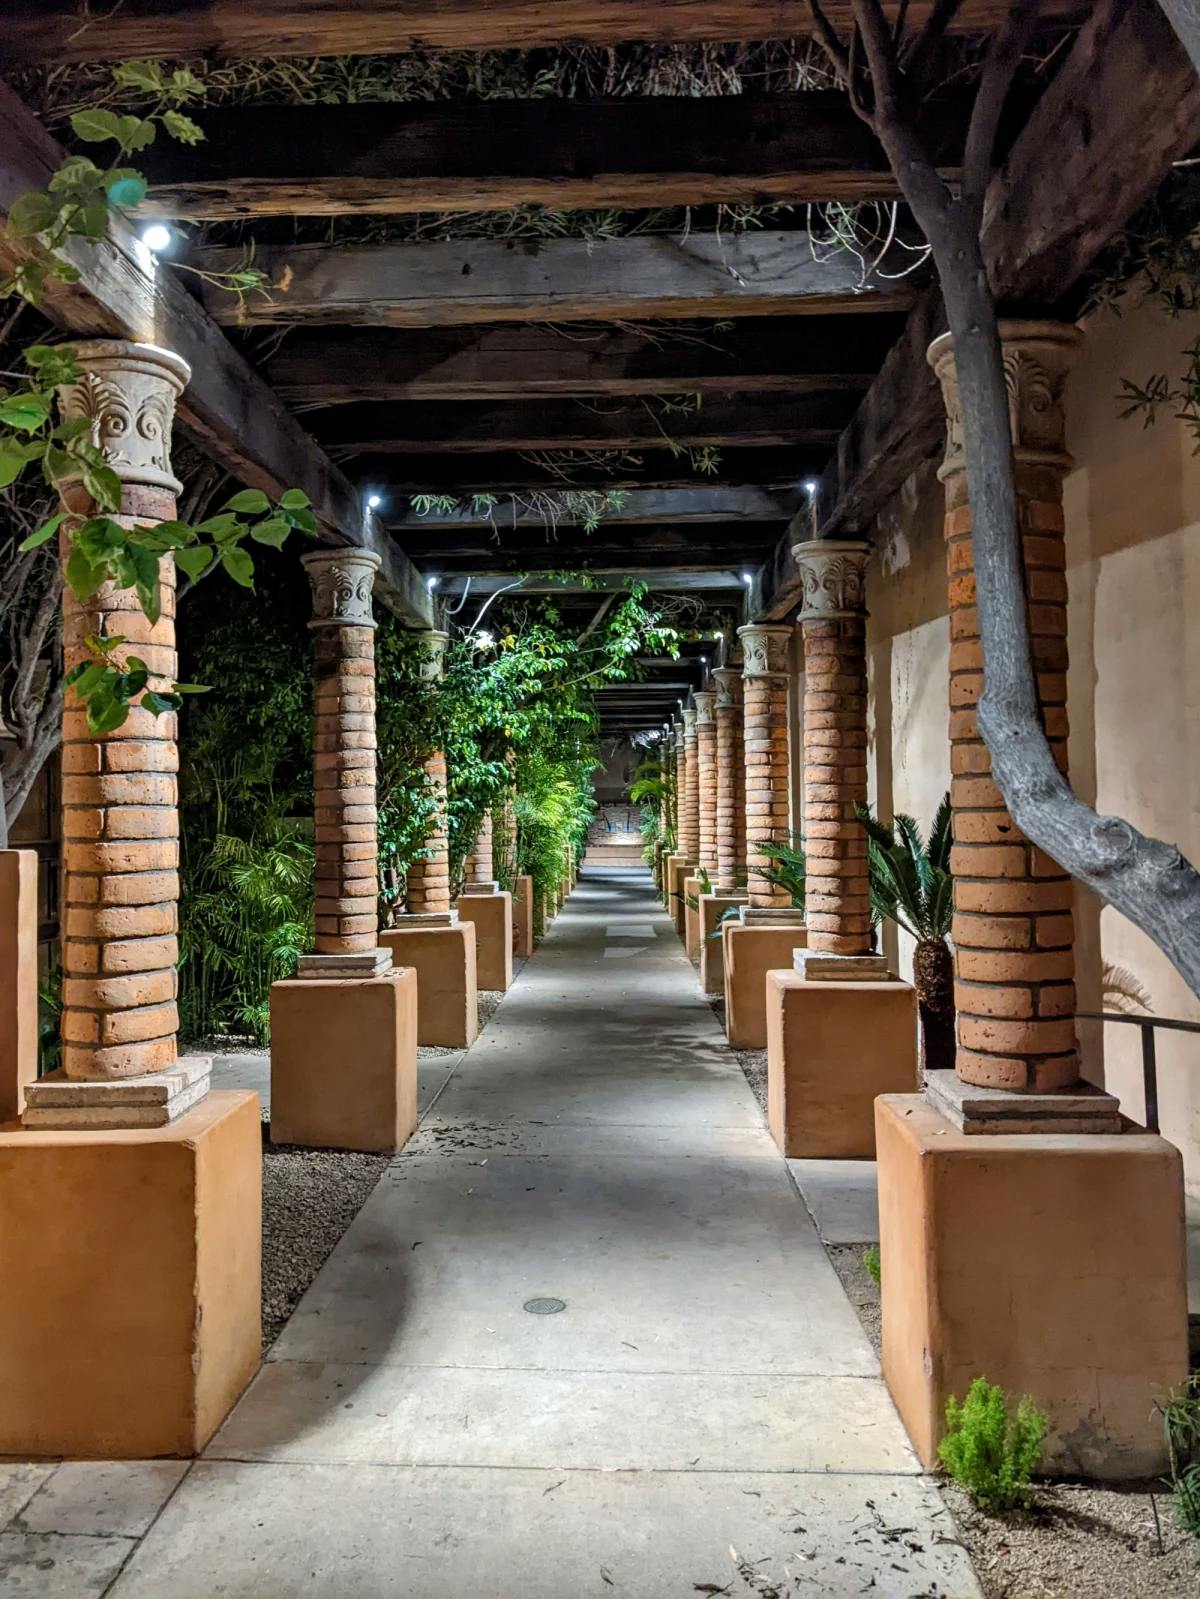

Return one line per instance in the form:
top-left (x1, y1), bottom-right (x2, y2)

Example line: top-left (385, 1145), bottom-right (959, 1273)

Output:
top-left (938, 1377), bottom-right (1045, 1513)
top-left (1161, 1376), bottom-right (1200, 1539)
top-left (862, 1245), bottom-right (881, 1286)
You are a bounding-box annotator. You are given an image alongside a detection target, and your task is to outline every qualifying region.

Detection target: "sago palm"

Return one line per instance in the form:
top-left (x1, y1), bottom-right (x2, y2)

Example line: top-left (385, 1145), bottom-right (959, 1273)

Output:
top-left (858, 797), bottom-right (954, 1077)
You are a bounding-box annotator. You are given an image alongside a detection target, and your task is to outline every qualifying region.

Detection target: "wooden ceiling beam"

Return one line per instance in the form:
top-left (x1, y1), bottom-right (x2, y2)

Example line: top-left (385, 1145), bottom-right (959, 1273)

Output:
top-left (0, 82), bottom-right (431, 629)
top-left (266, 320), bottom-right (899, 405)
top-left (374, 445), bottom-right (824, 492)
top-left (195, 232), bottom-right (916, 327)
top-left (393, 485), bottom-right (800, 530)
top-left (438, 572), bottom-right (745, 594)
top-left (757, 0), bottom-right (1200, 619)
top-left (311, 393), bottom-right (854, 454)
top-left (134, 93), bottom-right (980, 220)
top-left (0, 1), bottom-right (1088, 61)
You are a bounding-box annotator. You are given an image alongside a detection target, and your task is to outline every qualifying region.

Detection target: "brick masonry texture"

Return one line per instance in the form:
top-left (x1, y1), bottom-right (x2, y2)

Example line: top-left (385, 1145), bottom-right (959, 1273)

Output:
top-left (406, 749), bottom-right (452, 915)
top-left (312, 625), bottom-right (380, 953)
top-left (802, 615), bottom-right (871, 954)
top-left (943, 462), bottom-right (1079, 1091)
top-left (679, 729), bottom-right (700, 864)
top-left (714, 701), bottom-right (746, 889)
top-left (464, 810), bottom-right (494, 885)
top-left (60, 485), bottom-right (181, 1079)
top-left (696, 716), bottom-right (717, 875)
top-left (674, 733), bottom-right (688, 860)
top-left (743, 673), bottom-right (791, 908)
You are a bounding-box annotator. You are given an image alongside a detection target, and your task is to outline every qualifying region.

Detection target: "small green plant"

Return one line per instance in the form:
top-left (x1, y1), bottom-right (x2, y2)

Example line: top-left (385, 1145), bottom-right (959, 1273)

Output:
top-left (862, 1245), bottom-right (881, 1286)
top-left (938, 1378), bottom-right (1045, 1513)
top-left (1160, 1376), bottom-right (1200, 1540)
top-left (37, 965), bottom-right (63, 1075)
top-left (757, 838), bottom-right (806, 910)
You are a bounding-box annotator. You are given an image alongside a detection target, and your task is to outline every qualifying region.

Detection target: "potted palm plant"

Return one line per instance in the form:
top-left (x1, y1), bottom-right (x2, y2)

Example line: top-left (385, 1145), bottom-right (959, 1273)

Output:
top-left (858, 797), bottom-right (955, 1077)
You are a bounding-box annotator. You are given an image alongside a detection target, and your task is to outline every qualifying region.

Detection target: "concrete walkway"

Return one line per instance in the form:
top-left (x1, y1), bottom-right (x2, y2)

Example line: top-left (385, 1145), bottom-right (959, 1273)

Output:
top-left (2, 868), bottom-right (980, 1598)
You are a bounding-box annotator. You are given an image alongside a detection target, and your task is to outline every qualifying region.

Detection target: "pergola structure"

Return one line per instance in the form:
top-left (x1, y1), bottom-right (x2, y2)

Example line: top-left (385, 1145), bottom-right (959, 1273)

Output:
top-left (0, 0), bottom-right (1198, 1504)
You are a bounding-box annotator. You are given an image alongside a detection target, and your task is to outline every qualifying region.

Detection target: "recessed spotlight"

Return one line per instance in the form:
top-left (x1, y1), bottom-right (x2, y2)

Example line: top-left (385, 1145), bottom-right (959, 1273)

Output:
top-left (426, 575), bottom-right (439, 590)
top-left (141, 223), bottom-right (173, 254)
top-left (366, 492), bottom-right (383, 510)
top-left (741, 572), bottom-right (753, 587)
top-left (803, 478), bottom-right (819, 496)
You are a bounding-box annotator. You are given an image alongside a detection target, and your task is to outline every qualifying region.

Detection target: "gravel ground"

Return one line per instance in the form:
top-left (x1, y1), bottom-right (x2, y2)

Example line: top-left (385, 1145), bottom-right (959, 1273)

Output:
top-left (826, 1242), bottom-right (883, 1357)
top-left (256, 983), bottom-right (510, 1347)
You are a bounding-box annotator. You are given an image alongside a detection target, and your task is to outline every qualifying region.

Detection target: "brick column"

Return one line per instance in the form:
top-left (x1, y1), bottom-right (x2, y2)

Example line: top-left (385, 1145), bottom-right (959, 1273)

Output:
top-left (793, 541), bottom-right (872, 957)
top-left (737, 623), bottom-right (793, 908)
top-left (694, 690), bottom-right (717, 876)
top-left (55, 342), bottom-right (190, 1088)
top-left (929, 322), bottom-right (1082, 1092)
top-left (659, 726), bottom-right (675, 849)
top-left (405, 629), bottom-right (454, 921)
top-left (672, 716), bottom-right (687, 852)
top-left (298, 550), bottom-right (389, 976)
top-left (712, 667), bottom-right (746, 891)
top-left (679, 705), bottom-right (699, 863)
top-left (464, 810), bottom-right (495, 888)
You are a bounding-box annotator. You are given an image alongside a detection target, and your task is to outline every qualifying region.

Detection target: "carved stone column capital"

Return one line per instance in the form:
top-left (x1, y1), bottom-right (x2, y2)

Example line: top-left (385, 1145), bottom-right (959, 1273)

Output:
top-left (737, 622), bottom-right (792, 678)
top-left (55, 339), bottom-right (190, 495)
top-left (693, 690), bottom-right (715, 726)
top-left (301, 548), bottom-right (381, 629)
top-left (791, 539), bottom-right (870, 622)
top-left (681, 705), bottom-right (697, 740)
top-left (416, 628), bottom-right (450, 683)
top-left (927, 320), bottom-right (1082, 482)
top-left (712, 666), bottom-right (743, 708)
top-left (672, 716), bottom-right (685, 743)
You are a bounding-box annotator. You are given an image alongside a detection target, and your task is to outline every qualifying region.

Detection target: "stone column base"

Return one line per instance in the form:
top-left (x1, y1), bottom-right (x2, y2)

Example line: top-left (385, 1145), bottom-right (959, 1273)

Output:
top-left (876, 1093), bottom-right (1188, 1479)
top-left (295, 947), bottom-right (392, 980)
top-left (270, 970), bottom-right (418, 1153)
top-left (698, 891), bottom-right (748, 995)
top-left (721, 922), bottom-right (807, 1050)
top-left (0, 849), bottom-right (38, 1124)
top-left (514, 874), bottom-right (534, 959)
top-left (0, 1090), bottom-right (261, 1458)
top-left (766, 973), bottom-right (917, 1158)
top-left (24, 1055), bottom-right (211, 1130)
top-left (380, 923), bottom-right (479, 1048)
top-left (666, 857), bottom-right (694, 936)
top-left (457, 890), bottom-right (514, 991)
top-left (460, 881), bottom-right (500, 895)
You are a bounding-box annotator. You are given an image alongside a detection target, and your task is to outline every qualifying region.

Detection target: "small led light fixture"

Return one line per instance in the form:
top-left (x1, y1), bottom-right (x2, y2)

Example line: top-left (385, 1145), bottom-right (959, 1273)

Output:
top-left (426, 574), bottom-right (439, 590)
top-left (366, 492), bottom-right (383, 510)
top-left (803, 478), bottom-right (819, 496)
top-left (141, 223), bottom-right (173, 254)
top-left (741, 572), bottom-right (753, 586)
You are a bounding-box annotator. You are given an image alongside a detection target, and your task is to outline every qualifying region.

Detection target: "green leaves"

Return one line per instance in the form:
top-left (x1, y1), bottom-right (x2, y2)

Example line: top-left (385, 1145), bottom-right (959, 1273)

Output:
top-left (222, 488), bottom-right (271, 516)
top-left (17, 513), bottom-right (66, 552)
top-left (6, 190), bottom-right (58, 239)
top-left (220, 546), bottom-right (255, 589)
top-left (162, 109), bottom-right (205, 146)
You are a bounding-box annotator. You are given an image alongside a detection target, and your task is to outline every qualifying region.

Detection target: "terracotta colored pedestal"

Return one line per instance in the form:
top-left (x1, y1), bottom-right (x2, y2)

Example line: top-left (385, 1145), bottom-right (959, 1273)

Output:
top-left (667, 857), bottom-right (693, 936)
top-left (513, 874), bottom-right (534, 959)
top-left (0, 849), bottom-right (38, 1124)
top-left (270, 969), bottom-right (418, 1153)
top-left (721, 922), bottom-right (806, 1049)
top-left (381, 922), bottom-right (478, 1048)
top-left (457, 891), bottom-right (514, 991)
top-left (683, 876), bottom-right (703, 958)
top-left (662, 852), bottom-right (684, 910)
top-left (876, 1094), bottom-right (1188, 1479)
top-left (0, 1090), bottom-right (261, 1458)
top-left (698, 892), bottom-right (746, 995)
top-left (766, 973), bottom-right (916, 1157)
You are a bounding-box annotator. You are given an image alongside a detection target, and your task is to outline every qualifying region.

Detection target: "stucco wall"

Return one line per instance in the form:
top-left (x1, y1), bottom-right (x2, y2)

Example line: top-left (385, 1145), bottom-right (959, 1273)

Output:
top-left (863, 295), bottom-right (1200, 1194)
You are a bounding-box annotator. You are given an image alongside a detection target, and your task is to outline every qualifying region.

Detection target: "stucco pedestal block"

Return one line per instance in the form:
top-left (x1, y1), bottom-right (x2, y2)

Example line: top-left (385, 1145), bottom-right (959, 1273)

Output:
top-left (381, 922), bottom-right (478, 1048)
top-left (667, 857), bottom-right (693, 935)
top-left (766, 974), bottom-right (917, 1158)
top-left (698, 892), bottom-right (746, 995)
top-left (457, 890), bottom-right (513, 991)
top-left (514, 874), bottom-right (534, 959)
top-left (0, 849), bottom-right (38, 1124)
top-left (876, 1094), bottom-right (1188, 1479)
top-left (0, 1090), bottom-right (261, 1458)
top-left (270, 970), bottom-right (418, 1153)
top-left (683, 876), bottom-right (703, 958)
top-left (721, 922), bottom-right (807, 1049)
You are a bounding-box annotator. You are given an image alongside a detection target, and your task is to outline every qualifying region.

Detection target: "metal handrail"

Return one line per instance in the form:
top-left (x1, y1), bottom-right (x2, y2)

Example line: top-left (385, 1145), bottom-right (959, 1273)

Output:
top-left (1076, 1010), bottom-right (1200, 1134)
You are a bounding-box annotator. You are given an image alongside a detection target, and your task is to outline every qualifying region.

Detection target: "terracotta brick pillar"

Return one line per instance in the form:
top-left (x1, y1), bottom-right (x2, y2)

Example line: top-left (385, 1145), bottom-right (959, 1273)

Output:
top-left (929, 322), bottom-right (1082, 1092)
top-left (712, 666), bottom-right (746, 891)
top-left (659, 726), bottom-right (675, 848)
top-left (300, 549), bottom-right (389, 977)
top-left (792, 541), bottom-right (872, 956)
top-left (56, 342), bottom-right (190, 1083)
top-left (679, 705), bottom-right (699, 863)
top-left (405, 629), bottom-right (453, 919)
top-left (694, 690), bottom-right (717, 876)
top-left (672, 716), bottom-right (686, 852)
top-left (464, 810), bottom-right (494, 887)
top-left (737, 623), bottom-right (793, 909)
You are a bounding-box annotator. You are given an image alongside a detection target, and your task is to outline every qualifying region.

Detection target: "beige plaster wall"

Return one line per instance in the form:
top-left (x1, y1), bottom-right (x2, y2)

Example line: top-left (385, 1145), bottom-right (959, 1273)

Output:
top-left (864, 295), bottom-right (1200, 1194)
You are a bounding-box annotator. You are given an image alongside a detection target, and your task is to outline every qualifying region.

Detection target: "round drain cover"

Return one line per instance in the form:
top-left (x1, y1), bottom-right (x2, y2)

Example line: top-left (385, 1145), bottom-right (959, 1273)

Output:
top-left (523, 1296), bottom-right (566, 1315)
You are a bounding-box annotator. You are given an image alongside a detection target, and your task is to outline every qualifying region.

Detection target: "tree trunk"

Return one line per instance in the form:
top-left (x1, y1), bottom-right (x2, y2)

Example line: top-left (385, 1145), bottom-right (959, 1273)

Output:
top-left (913, 936), bottom-right (955, 1078)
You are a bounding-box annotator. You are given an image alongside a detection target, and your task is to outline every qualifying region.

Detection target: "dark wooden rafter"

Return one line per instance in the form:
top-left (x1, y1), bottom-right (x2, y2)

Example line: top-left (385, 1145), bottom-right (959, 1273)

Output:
top-left (0, 1), bottom-right (1088, 62)
top-left (133, 92), bottom-right (996, 219)
top-left (0, 82), bottom-right (431, 628)
top-left (196, 232), bottom-right (916, 327)
top-left (266, 320), bottom-right (900, 404)
top-left (393, 486), bottom-right (800, 529)
top-left (757, 0), bottom-right (1200, 617)
top-left (440, 572), bottom-right (746, 595)
top-left (310, 394), bottom-right (855, 454)
top-left (401, 522), bottom-right (779, 572)
top-left (372, 446), bottom-right (826, 493)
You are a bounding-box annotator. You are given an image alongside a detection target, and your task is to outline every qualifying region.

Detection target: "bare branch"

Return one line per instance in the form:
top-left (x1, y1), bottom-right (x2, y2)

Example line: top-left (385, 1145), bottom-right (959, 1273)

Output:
top-left (900, 0), bottom-right (970, 93)
top-left (851, 0), bottom-right (904, 119)
top-left (961, 0), bottom-right (1043, 211)
top-left (807, 0), bottom-right (853, 80)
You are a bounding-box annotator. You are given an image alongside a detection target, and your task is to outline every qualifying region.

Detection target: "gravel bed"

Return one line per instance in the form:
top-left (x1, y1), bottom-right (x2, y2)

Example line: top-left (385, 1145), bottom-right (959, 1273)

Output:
top-left (826, 1242), bottom-right (883, 1357)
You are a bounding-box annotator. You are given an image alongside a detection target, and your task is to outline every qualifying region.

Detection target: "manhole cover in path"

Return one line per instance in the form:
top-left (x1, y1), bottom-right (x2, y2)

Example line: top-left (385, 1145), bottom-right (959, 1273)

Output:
top-left (523, 1297), bottom-right (566, 1315)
